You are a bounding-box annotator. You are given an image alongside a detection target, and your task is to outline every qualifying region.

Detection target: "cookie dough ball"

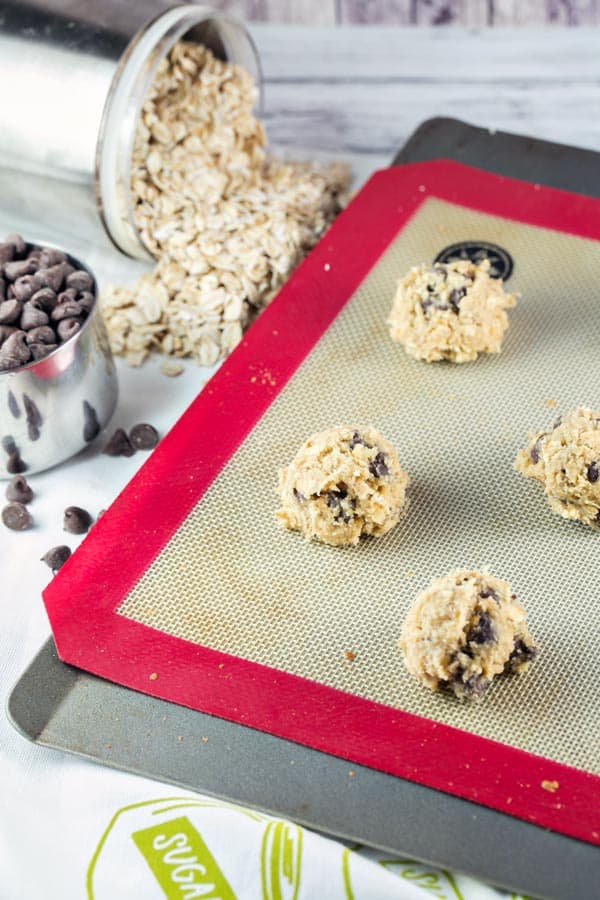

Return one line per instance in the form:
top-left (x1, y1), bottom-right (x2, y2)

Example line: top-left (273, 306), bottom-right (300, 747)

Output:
top-left (515, 407), bottom-right (600, 528)
top-left (276, 426), bottom-right (409, 547)
top-left (399, 569), bottom-right (537, 701)
top-left (388, 259), bottom-right (516, 363)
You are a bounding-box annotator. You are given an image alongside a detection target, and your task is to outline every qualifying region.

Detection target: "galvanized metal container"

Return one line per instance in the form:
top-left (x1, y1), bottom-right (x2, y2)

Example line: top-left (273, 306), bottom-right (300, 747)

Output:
top-left (0, 243), bottom-right (118, 477)
top-left (0, 1), bottom-right (261, 259)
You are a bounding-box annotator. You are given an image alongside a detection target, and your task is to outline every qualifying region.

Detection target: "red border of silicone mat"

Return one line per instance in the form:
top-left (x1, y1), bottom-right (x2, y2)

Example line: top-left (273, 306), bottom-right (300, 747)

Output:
top-left (44, 160), bottom-right (600, 846)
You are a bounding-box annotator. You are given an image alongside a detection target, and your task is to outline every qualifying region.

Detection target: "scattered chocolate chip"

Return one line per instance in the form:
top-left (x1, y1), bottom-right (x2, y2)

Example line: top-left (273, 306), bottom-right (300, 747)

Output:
top-left (102, 428), bottom-right (135, 457)
top-left (587, 461), bottom-right (599, 483)
top-left (129, 423), bottom-right (159, 450)
top-left (369, 451), bottom-right (389, 477)
top-left (467, 611), bottom-right (496, 645)
top-left (41, 545), bottom-right (71, 573)
top-left (82, 400), bottom-right (100, 443)
top-left (7, 389), bottom-right (20, 419)
top-left (63, 505), bottom-right (93, 534)
top-left (6, 475), bottom-right (33, 504)
top-left (2, 501), bottom-right (32, 530)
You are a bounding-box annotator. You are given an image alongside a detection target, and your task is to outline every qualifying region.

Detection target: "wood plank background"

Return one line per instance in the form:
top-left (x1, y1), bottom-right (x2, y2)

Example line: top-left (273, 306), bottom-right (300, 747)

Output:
top-left (42, 0), bottom-right (600, 26)
top-left (214, 0), bottom-right (600, 24)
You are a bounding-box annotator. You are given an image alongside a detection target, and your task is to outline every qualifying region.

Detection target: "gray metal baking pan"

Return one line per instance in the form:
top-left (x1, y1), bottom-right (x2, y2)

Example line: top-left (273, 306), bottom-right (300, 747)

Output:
top-left (8, 119), bottom-right (600, 899)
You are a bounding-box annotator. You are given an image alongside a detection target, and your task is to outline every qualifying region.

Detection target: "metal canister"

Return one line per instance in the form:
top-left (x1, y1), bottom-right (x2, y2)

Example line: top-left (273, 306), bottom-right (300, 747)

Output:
top-left (0, 1), bottom-right (261, 260)
top-left (0, 245), bottom-right (118, 477)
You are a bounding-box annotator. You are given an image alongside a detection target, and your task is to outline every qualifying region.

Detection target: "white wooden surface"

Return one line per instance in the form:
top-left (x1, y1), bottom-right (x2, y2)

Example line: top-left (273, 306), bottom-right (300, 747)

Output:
top-left (253, 26), bottom-right (600, 186)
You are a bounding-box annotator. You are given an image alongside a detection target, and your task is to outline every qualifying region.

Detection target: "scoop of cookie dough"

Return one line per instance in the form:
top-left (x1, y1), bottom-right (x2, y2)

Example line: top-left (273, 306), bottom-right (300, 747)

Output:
top-left (276, 426), bottom-right (409, 547)
top-left (388, 259), bottom-right (516, 363)
top-left (399, 569), bottom-right (537, 701)
top-left (515, 406), bottom-right (600, 528)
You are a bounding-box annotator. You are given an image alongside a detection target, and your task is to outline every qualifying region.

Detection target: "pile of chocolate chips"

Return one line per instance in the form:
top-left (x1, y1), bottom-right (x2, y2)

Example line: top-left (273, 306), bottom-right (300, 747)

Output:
top-left (0, 233), bottom-right (95, 371)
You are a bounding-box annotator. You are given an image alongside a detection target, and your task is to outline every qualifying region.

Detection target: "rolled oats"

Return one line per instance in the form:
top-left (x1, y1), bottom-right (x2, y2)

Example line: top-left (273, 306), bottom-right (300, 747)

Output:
top-left (102, 42), bottom-right (350, 368)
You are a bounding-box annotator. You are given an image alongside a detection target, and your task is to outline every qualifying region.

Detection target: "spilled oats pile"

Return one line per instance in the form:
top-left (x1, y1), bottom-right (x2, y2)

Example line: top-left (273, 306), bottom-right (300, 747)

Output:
top-left (101, 41), bottom-right (350, 369)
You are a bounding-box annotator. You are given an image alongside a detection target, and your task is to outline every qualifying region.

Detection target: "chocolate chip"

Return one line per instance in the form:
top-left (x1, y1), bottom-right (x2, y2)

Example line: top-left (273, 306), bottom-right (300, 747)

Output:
top-left (30, 288), bottom-right (58, 312)
top-left (41, 545), bottom-right (71, 573)
top-left (325, 488), bottom-right (354, 523)
top-left (530, 438), bottom-right (542, 464)
top-left (5, 233), bottom-right (26, 256)
top-left (129, 423), bottom-right (159, 450)
top-left (13, 274), bottom-right (42, 302)
top-left (2, 501), bottom-right (32, 530)
top-left (83, 400), bottom-right (100, 443)
top-left (293, 487), bottom-right (304, 503)
top-left (467, 611), bottom-right (496, 645)
top-left (37, 264), bottom-right (66, 293)
top-left (0, 242), bottom-right (14, 265)
top-left (369, 451), bottom-right (389, 478)
top-left (449, 286), bottom-right (466, 312)
top-left (349, 430), bottom-right (371, 450)
top-left (420, 297), bottom-right (433, 313)
top-left (479, 588), bottom-right (500, 604)
top-left (6, 475), bottom-right (33, 504)
top-left (0, 324), bottom-right (17, 345)
top-left (2, 435), bottom-right (17, 454)
top-left (3, 258), bottom-right (37, 281)
top-left (0, 298), bottom-right (22, 325)
top-left (451, 670), bottom-right (489, 700)
top-left (29, 342), bottom-right (57, 361)
top-left (102, 428), bottom-right (135, 457)
top-left (57, 317), bottom-right (82, 341)
top-left (0, 330), bottom-right (31, 366)
top-left (21, 299), bottom-right (50, 330)
top-left (66, 269), bottom-right (93, 291)
top-left (587, 462), bottom-right (599, 483)
top-left (38, 248), bottom-right (67, 268)
top-left (25, 325), bottom-right (56, 345)
top-left (63, 505), bottom-right (93, 534)
top-left (0, 277), bottom-right (5, 301)
top-left (51, 300), bottom-right (81, 321)
top-left (506, 637), bottom-right (538, 673)
top-left (7, 389), bottom-right (20, 418)
top-left (77, 291), bottom-right (95, 313)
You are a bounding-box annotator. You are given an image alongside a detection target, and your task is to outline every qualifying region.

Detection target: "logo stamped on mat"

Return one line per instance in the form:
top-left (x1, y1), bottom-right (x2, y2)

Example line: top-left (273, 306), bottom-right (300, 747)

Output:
top-left (434, 241), bottom-right (514, 280)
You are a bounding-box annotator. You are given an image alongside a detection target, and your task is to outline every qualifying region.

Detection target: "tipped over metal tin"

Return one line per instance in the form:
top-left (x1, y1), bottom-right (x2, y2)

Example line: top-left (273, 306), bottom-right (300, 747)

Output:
top-left (0, 241), bottom-right (118, 477)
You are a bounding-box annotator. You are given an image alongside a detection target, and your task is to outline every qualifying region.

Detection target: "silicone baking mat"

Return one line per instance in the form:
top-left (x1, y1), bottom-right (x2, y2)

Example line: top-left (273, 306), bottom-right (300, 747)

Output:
top-left (43, 159), bottom-right (600, 847)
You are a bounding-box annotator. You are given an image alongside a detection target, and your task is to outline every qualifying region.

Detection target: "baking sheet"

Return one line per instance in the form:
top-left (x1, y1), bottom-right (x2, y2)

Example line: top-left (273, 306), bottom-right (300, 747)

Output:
top-left (9, 119), bottom-right (600, 899)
